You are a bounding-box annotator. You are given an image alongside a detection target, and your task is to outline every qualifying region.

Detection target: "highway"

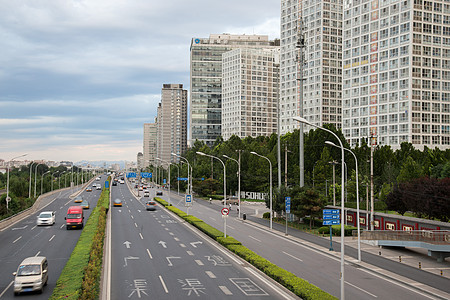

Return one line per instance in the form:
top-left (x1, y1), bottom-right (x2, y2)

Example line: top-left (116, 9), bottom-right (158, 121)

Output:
top-left (108, 182), bottom-right (298, 299)
top-left (147, 186), bottom-right (450, 300)
top-left (0, 177), bottom-right (105, 299)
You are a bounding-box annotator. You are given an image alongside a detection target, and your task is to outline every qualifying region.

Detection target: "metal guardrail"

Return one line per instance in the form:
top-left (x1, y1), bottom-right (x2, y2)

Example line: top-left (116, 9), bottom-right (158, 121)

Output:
top-left (355, 230), bottom-right (450, 245)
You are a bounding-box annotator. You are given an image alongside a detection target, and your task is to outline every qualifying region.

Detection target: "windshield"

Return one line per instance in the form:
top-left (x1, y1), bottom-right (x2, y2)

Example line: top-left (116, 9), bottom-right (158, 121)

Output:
top-left (17, 264), bottom-right (41, 276)
top-left (39, 213), bottom-right (51, 218)
top-left (67, 213), bottom-right (81, 219)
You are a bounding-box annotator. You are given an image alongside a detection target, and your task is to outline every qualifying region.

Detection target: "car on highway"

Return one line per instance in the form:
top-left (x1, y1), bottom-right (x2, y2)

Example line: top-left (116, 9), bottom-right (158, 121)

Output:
top-left (80, 200), bottom-right (90, 209)
top-left (144, 190), bottom-right (150, 197)
top-left (74, 196), bottom-right (83, 203)
top-left (36, 211), bottom-right (55, 226)
top-left (86, 187), bottom-right (92, 192)
top-left (65, 206), bottom-right (84, 229)
top-left (113, 199), bottom-right (122, 207)
top-left (222, 196), bottom-right (239, 205)
top-left (156, 191), bottom-right (163, 196)
top-left (13, 256), bottom-right (48, 295)
top-left (145, 200), bottom-right (157, 211)
top-left (96, 185), bottom-right (102, 190)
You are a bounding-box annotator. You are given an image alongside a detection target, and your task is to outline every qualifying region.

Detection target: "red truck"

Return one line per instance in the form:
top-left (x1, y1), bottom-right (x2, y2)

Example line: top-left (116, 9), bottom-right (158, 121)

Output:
top-left (65, 206), bottom-right (84, 230)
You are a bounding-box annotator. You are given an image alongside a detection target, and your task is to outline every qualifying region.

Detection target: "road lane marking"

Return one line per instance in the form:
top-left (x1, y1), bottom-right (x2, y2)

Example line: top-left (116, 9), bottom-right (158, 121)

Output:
top-left (249, 235), bottom-right (261, 242)
top-left (195, 260), bottom-right (204, 265)
top-left (164, 228), bottom-right (169, 231)
top-left (0, 281), bottom-right (13, 298)
top-left (49, 234), bottom-right (55, 242)
top-left (169, 232), bottom-right (174, 236)
top-left (209, 217), bottom-right (216, 221)
top-left (180, 244), bottom-right (186, 248)
top-left (131, 215), bottom-right (134, 219)
top-left (187, 251), bottom-right (194, 256)
top-left (13, 236), bottom-right (22, 243)
top-left (205, 271), bottom-right (216, 278)
top-left (31, 225), bottom-right (37, 230)
top-left (147, 249), bottom-right (153, 259)
top-left (282, 251), bottom-right (303, 262)
top-left (35, 251), bottom-right (40, 256)
top-left (345, 281), bottom-right (377, 298)
top-left (60, 224), bottom-right (65, 229)
top-left (134, 222), bottom-right (138, 227)
top-left (219, 286), bottom-right (233, 295)
top-left (159, 275), bottom-right (169, 293)
top-left (139, 233), bottom-right (144, 240)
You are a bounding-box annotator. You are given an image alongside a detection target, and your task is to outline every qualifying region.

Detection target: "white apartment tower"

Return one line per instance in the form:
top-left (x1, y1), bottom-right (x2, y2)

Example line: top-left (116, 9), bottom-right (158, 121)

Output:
top-left (190, 34), bottom-right (279, 146)
top-left (156, 84), bottom-right (188, 163)
top-left (280, 0), bottom-right (343, 133)
top-left (143, 122), bottom-right (157, 168)
top-left (343, 0), bottom-right (450, 149)
top-left (222, 48), bottom-right (280, 140)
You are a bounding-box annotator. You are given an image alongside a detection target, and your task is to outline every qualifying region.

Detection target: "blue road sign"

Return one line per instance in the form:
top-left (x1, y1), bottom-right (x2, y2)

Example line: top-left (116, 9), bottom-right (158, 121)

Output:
top-left (285, 197), bottom-right (291, 214)
top-left (126, 172), bottom-right (137, 178)
top-left (323, 220), bottom-right (340, 226)
top-left (177, 177), bottom-right (188, 181)
top-left (141, 172), bottom-right (152, 178)
top-left (185, 194), bottom-right (192, 207)
top-left (323, 214), bottom-right (340, 220)
top-left (323, 209), bottom-right (340, 215)
top-left (163, 179), bottom-right (166, 184)
top-left (105, 181), bottom-right (109, 188)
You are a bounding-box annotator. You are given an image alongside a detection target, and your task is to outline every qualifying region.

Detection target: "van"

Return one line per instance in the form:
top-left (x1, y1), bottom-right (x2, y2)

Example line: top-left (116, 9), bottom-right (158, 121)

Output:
top-left (65, 206), bottom-right (84, 230)
top-left (13, 256), bottom-right (48, 295)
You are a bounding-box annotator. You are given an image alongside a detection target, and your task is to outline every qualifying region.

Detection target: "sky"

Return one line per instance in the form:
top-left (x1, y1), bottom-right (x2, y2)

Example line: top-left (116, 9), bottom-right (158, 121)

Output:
top-left (0, 0), bottom-right (280, 164)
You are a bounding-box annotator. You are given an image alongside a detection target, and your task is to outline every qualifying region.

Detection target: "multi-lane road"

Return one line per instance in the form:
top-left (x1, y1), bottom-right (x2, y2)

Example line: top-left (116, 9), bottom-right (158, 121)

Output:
top-left (0, 178), bottom-right (105, 299)
top-left (107, 182), bottom-right (297, 299)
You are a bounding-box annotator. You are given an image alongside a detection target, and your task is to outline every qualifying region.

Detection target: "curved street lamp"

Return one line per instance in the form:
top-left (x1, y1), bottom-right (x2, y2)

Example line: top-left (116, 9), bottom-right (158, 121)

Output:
top-left (250, 151), bottom-right (273, 230)
top-left (41, 171), bottom-right (50, 196)
top-left (29, 162), bottom-right (36, 199)
top-left (6, 153), bottom-right (28, 212)
top-left (34, 163), bottom-right (43, 198)
top-left (223, 154), bottom-right (241, 219)
top-left (172, 153), bottom-right (192, 195)
top-left (294, 116), bottom-right (345, 300)
top-left (51, 171), bottom-right (59, 191)
top-left (157, 158), bottom-right (171, 206)
top-left (326, 141), bottom-right (361, 263)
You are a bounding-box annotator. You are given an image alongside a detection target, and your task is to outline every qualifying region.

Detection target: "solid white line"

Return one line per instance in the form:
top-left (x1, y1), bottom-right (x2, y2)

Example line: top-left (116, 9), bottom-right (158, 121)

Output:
top-left (139, 233), bottom-right (144, 240)
top-left (209, 217), bottom-right (216, 221)
top-left (219, 286), bottom-right (233, 295)
top-left (13, 236), bottom-right (22, 243)
top-left (159, 275), bottom-right (169, 293)
top-left (205, 271), bottom-right (216, 278)
top-left (35, 251), bottom-right (40, 257)
top-left (49, 234), bottom-right (55, 242)
top-left (345, 281), bottom-right (377, 298)
top-left (282, 251), bottom-right (303, 262)
top-left (249, 235), bottom-right (261, 242)
top-left (147, 249), bottom-right (153, 259)
top-left (227, 225), bottom-right (235, 230)
top-left (0, 281), bottom-right (13, 298)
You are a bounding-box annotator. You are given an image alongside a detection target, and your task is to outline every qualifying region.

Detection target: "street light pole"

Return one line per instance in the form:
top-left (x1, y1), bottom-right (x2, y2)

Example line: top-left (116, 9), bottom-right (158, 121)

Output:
top-left (41, 171), bottom-right (50, 196)
top-left (29, 162), bottom-right (36, 199)
top-left (157, 158), bottom-right (171, 206)
top-left (51, 171), bottom-right (59, 191)
top-left (250, 151), bottom-right (273, 230)
top-left (223, 153), bottom-right (241, 219)
top-left (6, 154), bottom-right (27, 212)
top-left (326, 141), bottom-right (362, 262)
top-left (34, 163), bottom-right (42, 198)
top-left (172, 153), bottom-right (192, 195)
top-left (294, 116), bottom-right (345, 300)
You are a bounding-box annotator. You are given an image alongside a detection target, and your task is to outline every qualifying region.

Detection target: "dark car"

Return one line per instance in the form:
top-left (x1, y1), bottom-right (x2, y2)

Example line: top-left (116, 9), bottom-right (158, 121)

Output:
top-left (112, 181), bottom-right (117, 186)
top-left (156, 191), bottom-right (163, 196)
top-left (146, 201), bottom-right (157, 211)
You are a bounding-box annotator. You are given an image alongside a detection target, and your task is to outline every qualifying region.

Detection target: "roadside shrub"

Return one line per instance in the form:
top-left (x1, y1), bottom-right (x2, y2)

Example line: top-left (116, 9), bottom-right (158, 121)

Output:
top-left (263, 212), bottom-right (270, 219)
top-left (318, 225), bottom-right (356, 236)
top-left (217, 236), bottom-right (241, 246)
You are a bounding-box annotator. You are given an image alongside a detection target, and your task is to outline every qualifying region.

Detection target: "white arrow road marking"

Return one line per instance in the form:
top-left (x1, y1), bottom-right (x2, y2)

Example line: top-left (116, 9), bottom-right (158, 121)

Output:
top-left (166, 256), bottom-right (181, 266)
top-left (124, 241), bottom-right (131, 249)
top-left (12, 225), bottom-right (28, 230)
top-left (124, 256), bottom-right (139, 267)
top-left (190, 241), bottom-right (203, 248)
top-left (158, 241), bottom-right (167, 248)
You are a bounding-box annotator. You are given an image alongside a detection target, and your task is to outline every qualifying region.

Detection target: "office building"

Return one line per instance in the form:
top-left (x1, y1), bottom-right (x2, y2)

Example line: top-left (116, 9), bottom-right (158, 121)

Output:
top-left (190, 34), bottom-right (279, 146)
top-left (143, 122), bottom-right (157, 168)
top-left (222, 48), bottom-right (280, 140)
top-left (156, 84), bottom-right (188, 163)
top-left (342, 0), bottom-right (450, 149)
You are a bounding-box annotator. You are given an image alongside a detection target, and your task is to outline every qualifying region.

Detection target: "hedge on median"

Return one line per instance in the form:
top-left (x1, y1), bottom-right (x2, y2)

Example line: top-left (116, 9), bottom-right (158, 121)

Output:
top-left (49, 180), bottom-right (110, 300)
top-left (153, 196), bottom-right (336, 300)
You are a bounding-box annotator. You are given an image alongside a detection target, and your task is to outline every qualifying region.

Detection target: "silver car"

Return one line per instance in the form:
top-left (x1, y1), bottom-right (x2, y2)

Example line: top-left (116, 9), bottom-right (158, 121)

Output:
top-left (36, 211), bottom-right (55, 226)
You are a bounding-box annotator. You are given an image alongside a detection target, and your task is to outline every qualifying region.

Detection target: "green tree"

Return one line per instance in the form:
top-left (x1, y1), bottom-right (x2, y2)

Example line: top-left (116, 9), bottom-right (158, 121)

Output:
top-left (397, 156), bottom-right (424, 182)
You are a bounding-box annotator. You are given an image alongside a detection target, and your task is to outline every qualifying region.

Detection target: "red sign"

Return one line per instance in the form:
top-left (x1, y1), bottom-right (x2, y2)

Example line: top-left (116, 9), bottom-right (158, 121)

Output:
top-left (221, 208), bottom-right (230, 215)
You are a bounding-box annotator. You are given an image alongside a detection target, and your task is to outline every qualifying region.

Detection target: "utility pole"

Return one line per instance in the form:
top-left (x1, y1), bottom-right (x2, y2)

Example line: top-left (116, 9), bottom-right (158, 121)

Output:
top-left (370, 134), bottom-right (376, 231)
top-left (296, 17), bottom-right (306, 188)
top-left (284, 143), bottom-right (288, 188)
top-left (329, 160), bottom-right (338, 206)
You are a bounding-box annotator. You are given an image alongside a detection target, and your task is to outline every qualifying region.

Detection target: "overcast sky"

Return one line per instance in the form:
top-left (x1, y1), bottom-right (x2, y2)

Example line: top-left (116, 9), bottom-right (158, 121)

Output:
top-left (0, 0), bottom-right (280, 164)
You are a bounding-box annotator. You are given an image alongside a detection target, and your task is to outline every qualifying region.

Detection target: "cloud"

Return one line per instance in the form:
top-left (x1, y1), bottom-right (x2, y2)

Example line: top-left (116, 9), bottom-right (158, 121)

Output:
top-left (0, 0), bottom-right (280, 162)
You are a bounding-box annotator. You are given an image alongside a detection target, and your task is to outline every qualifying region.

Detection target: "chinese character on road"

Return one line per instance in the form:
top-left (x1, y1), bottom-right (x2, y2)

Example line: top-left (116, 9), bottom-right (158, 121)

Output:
top-left (128, 279), bottom-right (149, 298)
top-left (178, 278), bottom-right (206, 296)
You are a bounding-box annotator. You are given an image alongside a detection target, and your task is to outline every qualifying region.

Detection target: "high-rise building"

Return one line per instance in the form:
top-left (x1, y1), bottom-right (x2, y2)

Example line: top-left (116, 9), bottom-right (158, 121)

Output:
top-left (189, 34), bottom-right (279, 146)
top-left (143, 122), bottom-right (157, 168)
top-left (280, 0), bottom-right (343, 134)
top-left (222, 48), bottom-right (280, 140)
top-left (342, 0), bottom-right (450, 149)
top-left (156, 84), bottom-right (188, 163)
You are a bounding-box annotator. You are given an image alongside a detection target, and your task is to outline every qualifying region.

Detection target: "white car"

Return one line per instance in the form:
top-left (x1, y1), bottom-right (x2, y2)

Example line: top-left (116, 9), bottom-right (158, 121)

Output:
top-left (96, 185), bottom-right (102, 190)
top-left (144, 190), bottom-right (150, 197)
top-left (36, 211), bottom-right (55, 226)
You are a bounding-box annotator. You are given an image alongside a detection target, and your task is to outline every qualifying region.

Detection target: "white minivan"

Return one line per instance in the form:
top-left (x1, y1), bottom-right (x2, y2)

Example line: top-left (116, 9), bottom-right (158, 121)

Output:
top-left (13, 256), bottom-right (48, 295)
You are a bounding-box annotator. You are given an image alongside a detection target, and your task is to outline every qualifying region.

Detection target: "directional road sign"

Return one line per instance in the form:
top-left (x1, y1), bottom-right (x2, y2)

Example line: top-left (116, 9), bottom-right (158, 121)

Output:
top-left (141, 172), bottom-right (152, 178)
top-left (126, 172), bottom-right (137, 178)
top-left (285, 197), bottom-right (291, 214)
top-left (323, 220), bottom-right (340, 225)
top-left (185, 194), bottom-right (192, 206)
top-left (323, 209), bottom-right (340, 226)
top-left (177, 177), bottom-right (188, 181)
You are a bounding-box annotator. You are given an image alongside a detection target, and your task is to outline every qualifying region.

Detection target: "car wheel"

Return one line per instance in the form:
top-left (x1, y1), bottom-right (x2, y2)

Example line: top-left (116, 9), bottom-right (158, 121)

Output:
top-left (44, 277), bottom-right (48, 286)
top-left (14, 292), bottom-right (19, 296)
top-left (66, 226), bottom-right (69, 230)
